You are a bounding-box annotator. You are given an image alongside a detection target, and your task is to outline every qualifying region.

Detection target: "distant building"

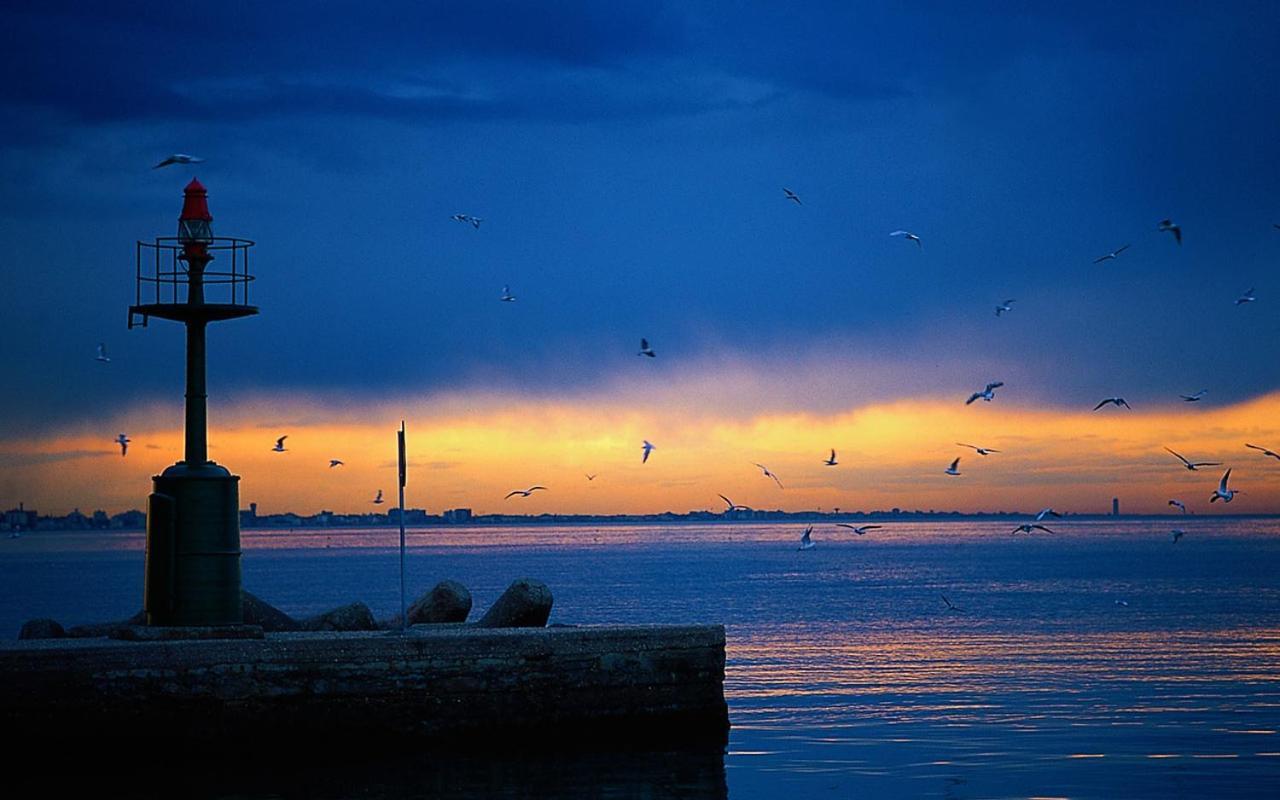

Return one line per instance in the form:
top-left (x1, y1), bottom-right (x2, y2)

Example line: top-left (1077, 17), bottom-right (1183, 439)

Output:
top-left (443, 508), bottom-right (472, 524)
top-left (1112, 497), bottom-right (1120, 516)
top-left (4, 503), bottom-right (37, 531)
top-left (240, 502), bottom-right (259, 529)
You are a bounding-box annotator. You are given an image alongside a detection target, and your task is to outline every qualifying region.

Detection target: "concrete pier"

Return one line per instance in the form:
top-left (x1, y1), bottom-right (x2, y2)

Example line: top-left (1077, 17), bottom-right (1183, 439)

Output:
top-left (1, 624), bottom-right (728, 752)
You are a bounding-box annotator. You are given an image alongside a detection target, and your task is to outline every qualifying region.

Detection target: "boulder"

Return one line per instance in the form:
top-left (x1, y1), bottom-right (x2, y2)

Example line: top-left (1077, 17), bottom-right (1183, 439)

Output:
top-left (408, 580), bottom-right (473, 625)
top-left (67, 610), bottom-right (146, 638)
top-left (17, 618), bottom-right (65, 640)
top-left (303, 601), bottom-right (377, 632)
top-left (475, 579), bottom-right (553, 628)
top-left (241, 590), bottom-right (300, 632)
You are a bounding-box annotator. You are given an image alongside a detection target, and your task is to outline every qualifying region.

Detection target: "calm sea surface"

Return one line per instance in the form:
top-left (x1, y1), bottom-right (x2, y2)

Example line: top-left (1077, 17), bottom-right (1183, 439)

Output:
top-left (4, 518), bottom-right (1280, 799)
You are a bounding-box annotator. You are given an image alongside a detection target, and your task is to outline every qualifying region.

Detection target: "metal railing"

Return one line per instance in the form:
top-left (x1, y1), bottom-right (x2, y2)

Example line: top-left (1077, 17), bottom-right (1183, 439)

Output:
top-left (135, 236), bottom-right (256, 308)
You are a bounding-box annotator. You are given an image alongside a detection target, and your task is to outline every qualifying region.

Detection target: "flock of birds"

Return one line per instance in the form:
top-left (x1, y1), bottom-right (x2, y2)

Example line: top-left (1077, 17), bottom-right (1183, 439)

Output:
top-left (94, 158), bottom-right (1278, 554)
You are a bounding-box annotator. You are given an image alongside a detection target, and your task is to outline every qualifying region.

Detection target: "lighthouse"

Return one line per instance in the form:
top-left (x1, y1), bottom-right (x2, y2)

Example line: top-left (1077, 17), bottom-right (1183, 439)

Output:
top-left (129, 180), bottom-right (258, 626)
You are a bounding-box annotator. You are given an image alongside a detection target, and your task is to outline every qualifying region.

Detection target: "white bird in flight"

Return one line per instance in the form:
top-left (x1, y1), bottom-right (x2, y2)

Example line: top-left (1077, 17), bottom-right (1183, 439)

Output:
top-left (1245, 443), bottom-right (1280, 461)
top-left (1168, 499), bottom-right (1188, 514)
top-left (1093, 244), bottom-right (1130, 263)
top-left (1094, 397), bottom-right (1130, 411)
top-left (1209, 469), bottom-right (1240, 503)
top-left (1171, 528), bottom-right (1186, 543)
top-left (329, 459), bottom-right (344, 468)
top-left (1158, 218), bottom-right (1182, 245)
top-left (837, 524), bottom-right (881, 535)
top-left (718, 494), bottom-right (750, 512)
top-left (116, 433), bottom-right (130, 456)
top-left (823, 449), bottom-right (838, 466)
top-left (95, 343), bottom-right (111, 363)
top-left (945, 457), bottom-right (961, 476)
top-left (451, 213), bottom-right (482, 229)
top-left (1235, 287), bottom-right (1256, 306)
top-left (153, 153), bottom-right (205, 169)
top-left (505, 486), bottom-right (548, 499)
top-left (753, 463), bottom-right (783, 488)
top-left (890, 230), bottom-right (922, 248)
top-left (783, 188), bottom-right (802, 205)
top-left (1165, 447), bottom-right (1221, 471)
top-left (995, 299), bottom-right (1015, 317)
top-left (957, 443), bottom-right (1000, 456)
top-left (797, 525), bottom-right (815, 550)
top-left (642, 440), bottom-right (656, 463)
top-left (372, 489), bottom-right (384, 505)
top-left (941, 594), bottom-right (962, 612)
top-left (965, 381), bottom-right (1004, 405)
top-left (638, 338), bottom-right (655, 357)
top-left (500, 285), bottom-right (516, 302)
top-left (1035, 508), bottom-right (1061, 522)
top-left (1012, 523), bottom-right (1054, 534)
top-left (1180, 390), bottom-right (1207, 402)
top-left (272, 436), bottom-right (288, 452)
top-left (585, 474), bottom-right (597, 481)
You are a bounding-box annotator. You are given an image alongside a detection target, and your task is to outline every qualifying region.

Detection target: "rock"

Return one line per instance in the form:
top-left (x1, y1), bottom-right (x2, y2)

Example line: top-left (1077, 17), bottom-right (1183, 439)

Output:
top-left (67, 610), bottom-right (146, 638)
top-left (475, 579), bottom-right (553, 628)
top-left (303, 601), bottom-right (377, 632)
top-left (18, 618), bottom-right (65, 640)
top-left (408, 580), bottom-right (473, 625)
top-left (241, 590), bottom-right (300, 632)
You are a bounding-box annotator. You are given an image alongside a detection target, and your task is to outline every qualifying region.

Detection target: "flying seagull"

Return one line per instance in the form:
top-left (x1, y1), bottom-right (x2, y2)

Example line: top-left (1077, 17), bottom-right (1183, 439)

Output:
top-left (1245, 443), bottom-right (1280, 461)
top-left (1165, 447), bottom-right (1221, 471)
top-left (500, 285), bottom-right (516, 302)
top-left (1093, 244), bottom-right (1130, 263)
top-left (944, 457), bottom-right (961, 476)
top-left (116, 433), bottom-right (130, 456)
top-left (372, 489), bottom-right (384, 505)
top-left (1209, 468), bottom-right (1239, 503)
top-left (995, 299), bottom-right (1015, 317)
top-left (1171, 529), bottom-right (1186, 543)
top-left (329, 459), bottom-right (344, 468)
top-left (1168, 499), bottom-right (1188, 514)
top-left (753, 463), bottom-right (784, 488)
top-left (718, 494), bottom-right (750, 512)
top-left (585, 474), bottom-right (597, 481)
top-left (272, 436), bottom-right (288, 452)
top-left (642, 440), bottom-right (656, 463)
top-left (1093, 397), bottom-right (1130, 411)
top-left (957, 443), bottom-right (1000, 456)
top-left (1012, 523), bottom-right (1054, 534)
top-left (837, 524), bottom-right (881, 535)
top-left (95, 343), bottom-right (110, 363)
top-left (797, 525), bottom-right (815, 550)
top-left (1035, 508), bottom-right (1061, 522)
top-left (1180, 390), bottom-right (1207, 402)
top-left (1158, 218), bottom-right (1182, 245)
top-left (890, 230), bottom-right (922, 248)
top-left (941, 594), bottom-right (962, 612)
top-left (823, 449), bottom-right (838, 466)
top-left (1235, 287), bottom-right (1256, 306)
top-left (153, 153), bottom-right (205, 169)
top-left (505, 486), bottom-right (548, 499)
top-left (783, 188), bottom-right (802, 205)
top-left (637, 338), bottom-right (655, 357)
top-left (965, 381), bottom-right (1004, 405)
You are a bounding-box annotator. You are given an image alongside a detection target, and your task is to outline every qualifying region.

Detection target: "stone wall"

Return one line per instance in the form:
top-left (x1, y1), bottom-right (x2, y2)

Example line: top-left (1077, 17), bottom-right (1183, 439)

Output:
top-left (0, 624), bottom-right (728, 751)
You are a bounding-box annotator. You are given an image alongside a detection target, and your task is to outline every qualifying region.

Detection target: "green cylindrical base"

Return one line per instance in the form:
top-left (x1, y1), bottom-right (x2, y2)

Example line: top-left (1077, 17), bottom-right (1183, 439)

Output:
top-left (144, 463), bottom-right (243, 626)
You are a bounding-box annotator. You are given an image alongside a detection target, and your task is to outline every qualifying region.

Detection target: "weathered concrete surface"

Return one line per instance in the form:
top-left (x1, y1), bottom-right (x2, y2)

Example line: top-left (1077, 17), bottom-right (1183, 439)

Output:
top-left (408, 579), bottom-right (472, 624)
top-left (0, 624), bottom-right (728, 752)
top-left (476, 578), bottom-right (553, 628)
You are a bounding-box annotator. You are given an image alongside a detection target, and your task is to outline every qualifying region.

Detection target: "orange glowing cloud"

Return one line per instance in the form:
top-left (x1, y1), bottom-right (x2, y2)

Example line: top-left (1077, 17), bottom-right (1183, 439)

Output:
top-left (4, 380), bottom-right (1280, 517)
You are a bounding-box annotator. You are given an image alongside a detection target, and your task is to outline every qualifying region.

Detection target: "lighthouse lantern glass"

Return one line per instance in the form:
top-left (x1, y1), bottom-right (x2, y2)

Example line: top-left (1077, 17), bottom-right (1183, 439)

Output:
top-left (178, 217), bottom-right (212, 244)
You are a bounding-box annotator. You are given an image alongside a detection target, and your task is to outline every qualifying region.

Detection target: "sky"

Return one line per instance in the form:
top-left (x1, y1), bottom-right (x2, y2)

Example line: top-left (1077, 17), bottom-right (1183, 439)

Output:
top-left (1, 1), bottom-right (1278, 516)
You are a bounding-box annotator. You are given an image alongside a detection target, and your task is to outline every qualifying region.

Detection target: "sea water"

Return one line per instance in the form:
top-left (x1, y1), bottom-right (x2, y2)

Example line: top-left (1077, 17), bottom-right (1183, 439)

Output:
top-left (3, 518), bottom-right (1279, 798)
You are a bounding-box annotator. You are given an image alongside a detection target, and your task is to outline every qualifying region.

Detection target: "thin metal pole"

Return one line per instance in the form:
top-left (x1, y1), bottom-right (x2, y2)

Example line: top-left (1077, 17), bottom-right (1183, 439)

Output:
top-left (398, 421), bottom-right (407, 632)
